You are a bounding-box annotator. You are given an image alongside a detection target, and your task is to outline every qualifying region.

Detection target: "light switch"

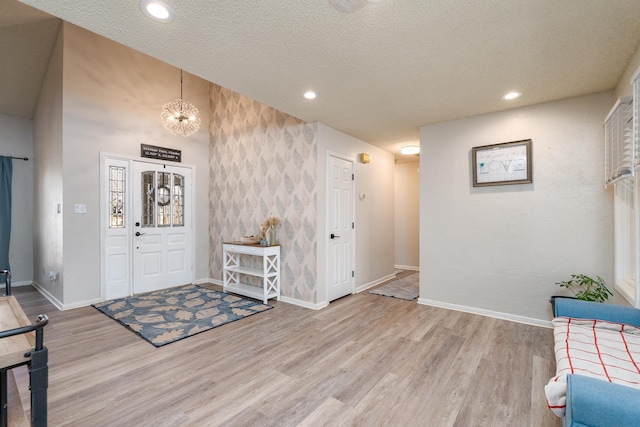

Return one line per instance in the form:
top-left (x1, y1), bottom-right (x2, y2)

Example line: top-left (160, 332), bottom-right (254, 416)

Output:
top-left (74, 204), bottom-right (87, 214)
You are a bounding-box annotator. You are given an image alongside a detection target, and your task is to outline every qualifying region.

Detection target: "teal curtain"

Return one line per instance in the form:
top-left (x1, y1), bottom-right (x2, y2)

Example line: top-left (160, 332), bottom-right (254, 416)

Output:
top-left (0, 157), bottom-right (11, 271)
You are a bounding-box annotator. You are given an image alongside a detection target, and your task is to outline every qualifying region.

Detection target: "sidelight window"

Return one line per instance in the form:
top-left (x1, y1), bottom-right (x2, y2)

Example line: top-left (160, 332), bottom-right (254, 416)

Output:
top-left (109, 166), bottom-right (126, 228)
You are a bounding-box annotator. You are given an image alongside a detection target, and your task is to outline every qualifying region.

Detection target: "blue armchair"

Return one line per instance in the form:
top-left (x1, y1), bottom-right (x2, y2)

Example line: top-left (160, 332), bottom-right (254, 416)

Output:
top-left (553, 297), bottom-right (640, 427)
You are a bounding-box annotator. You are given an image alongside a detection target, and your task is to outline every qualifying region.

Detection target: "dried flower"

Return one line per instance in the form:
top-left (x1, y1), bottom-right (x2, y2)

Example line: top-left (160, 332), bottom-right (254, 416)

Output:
top-left (259, 214), bottom-right (280, 238)
top-left (261, 213), bottom-right (281, 229)
top-left (260, 224), bottom-right (269, 238)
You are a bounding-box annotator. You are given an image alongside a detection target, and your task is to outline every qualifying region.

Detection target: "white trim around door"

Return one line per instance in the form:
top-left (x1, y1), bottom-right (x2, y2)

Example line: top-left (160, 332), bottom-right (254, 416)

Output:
top-left (99, 152), bottom-right (196, 301)
top-left (326, 152), bottom-right (355, 302)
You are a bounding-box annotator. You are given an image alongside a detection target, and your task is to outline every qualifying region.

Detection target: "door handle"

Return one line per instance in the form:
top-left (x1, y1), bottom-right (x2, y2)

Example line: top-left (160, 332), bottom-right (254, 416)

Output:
top-left (135, 232), bottom-right (145, 237)
top-left (330, 233), bottom-right (340, 239)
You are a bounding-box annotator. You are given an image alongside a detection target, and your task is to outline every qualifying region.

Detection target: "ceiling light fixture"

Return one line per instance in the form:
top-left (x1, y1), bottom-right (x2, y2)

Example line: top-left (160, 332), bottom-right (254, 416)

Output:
top-left (304, 91), bottom-right (317, 100)
top-left (329, 0), bottom-right (383, 13)
top-left (139, 0), bottom-right (175, 22)
top-left (502, 91), bottom-right (522, 100)
top-left (401, 145), bottom-right (420, 155)
top-left (161, 70), bottom-right (201, 137)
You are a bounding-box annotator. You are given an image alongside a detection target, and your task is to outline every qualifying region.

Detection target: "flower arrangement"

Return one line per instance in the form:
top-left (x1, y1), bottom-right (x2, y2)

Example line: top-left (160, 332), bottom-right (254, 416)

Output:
top-left (258, 213), bottom-right (281, 246)
top-left (260, 213), bottom-right (281, 238)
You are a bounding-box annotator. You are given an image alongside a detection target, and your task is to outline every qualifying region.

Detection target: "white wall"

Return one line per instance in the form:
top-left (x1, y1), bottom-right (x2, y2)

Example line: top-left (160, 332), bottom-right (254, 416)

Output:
top-left (33, 26), bottom-right (64, 302)
top-left (615, 42), bottom-right (640, 98)
top-left (419, 91), bottom-right (615, 325)
top-left (394, 161), bottom-right (420, 270)
top-left (0, 114), bottom-right (34, 285)
top-left (34, 23), bottom-right (210, 308)
top-left (317, 123), bottom-right (395, 303)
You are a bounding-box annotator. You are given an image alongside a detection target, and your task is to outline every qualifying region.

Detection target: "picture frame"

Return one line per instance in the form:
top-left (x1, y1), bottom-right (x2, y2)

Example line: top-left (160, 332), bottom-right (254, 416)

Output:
top-left (472, 139), bottom-right (532, 187)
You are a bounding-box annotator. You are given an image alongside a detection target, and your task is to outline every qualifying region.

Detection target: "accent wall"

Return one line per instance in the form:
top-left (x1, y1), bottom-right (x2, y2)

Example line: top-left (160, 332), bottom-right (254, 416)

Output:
top-left (209, 85), bottom-right (318, 304)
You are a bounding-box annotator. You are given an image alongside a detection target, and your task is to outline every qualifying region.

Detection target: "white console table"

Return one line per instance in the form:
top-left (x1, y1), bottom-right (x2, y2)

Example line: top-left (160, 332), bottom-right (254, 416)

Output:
top-left (222, 242), bottom-right (280, 304)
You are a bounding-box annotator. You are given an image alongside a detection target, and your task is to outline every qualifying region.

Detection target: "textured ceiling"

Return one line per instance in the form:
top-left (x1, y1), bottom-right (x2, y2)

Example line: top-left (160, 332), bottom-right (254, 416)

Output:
top-left (9, 0), bottom-right (640, 157)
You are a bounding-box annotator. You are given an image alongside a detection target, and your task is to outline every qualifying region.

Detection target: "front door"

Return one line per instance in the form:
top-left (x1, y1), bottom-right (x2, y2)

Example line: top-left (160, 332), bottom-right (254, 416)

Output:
top-left (132, 161), bottom-right (193, 294)
top-left (327, 155), bottom-right (355, 301)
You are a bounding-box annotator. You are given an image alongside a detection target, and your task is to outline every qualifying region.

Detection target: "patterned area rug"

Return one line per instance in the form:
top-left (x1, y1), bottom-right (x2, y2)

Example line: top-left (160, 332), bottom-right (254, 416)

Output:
top-left (93, 284), bottom-right (272, 347)
top-left (369, 272), bottom-right (419, 300)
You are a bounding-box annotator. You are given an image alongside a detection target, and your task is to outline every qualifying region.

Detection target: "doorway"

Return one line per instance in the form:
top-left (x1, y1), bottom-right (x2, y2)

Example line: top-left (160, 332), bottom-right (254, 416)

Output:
top-left (102, 157), bottom-right (194, 300)
top-left (132, 161), bottom-right (193, 293)
top-left (326, 154), bottom-right (355, 301)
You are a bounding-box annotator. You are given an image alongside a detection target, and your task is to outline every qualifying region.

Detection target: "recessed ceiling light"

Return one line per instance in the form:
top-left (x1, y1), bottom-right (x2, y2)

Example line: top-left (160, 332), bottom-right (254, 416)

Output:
top-left (401, 145), bottom-right (420, 155)
top-left (139, 0), bottom-right (175, 22)
top-left (304, 91), bottom-right (317, 100)
top-left (502, 92), bottom-right (522, 100)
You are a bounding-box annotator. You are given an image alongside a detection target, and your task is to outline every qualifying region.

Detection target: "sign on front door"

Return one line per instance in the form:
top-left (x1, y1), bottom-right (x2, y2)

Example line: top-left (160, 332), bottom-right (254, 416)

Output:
top-left (141, 144), bottom-right (182, 162)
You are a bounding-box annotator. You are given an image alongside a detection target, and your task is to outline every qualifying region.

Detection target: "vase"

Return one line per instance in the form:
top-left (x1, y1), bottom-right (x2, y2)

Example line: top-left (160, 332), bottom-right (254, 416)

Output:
top-left (268, 226), bottom-right (276, 245)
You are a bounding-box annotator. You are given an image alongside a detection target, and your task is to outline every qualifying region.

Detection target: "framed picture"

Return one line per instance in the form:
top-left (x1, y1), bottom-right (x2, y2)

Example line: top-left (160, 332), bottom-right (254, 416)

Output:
top-left (472, 139), bottom-right (532, 187)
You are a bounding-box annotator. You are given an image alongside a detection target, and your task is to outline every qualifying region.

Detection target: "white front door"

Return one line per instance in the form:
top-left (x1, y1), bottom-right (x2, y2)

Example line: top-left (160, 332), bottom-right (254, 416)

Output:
top-left (132, 161), bottom-right (193, 294)
top-left (327, 155), bottom-right (355, 301)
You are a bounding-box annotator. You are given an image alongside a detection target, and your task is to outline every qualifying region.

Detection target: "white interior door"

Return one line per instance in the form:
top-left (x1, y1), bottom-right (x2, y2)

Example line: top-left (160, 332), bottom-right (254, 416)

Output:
top-left (327, 155), bottom-right (354, 301)
top-left (133, 161), bottom-right (193, 294)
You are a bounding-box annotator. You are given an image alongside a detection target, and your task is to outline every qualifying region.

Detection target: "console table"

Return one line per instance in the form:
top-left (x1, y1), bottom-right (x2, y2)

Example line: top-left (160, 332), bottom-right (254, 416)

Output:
top-left (223, 243), bottom-right (280, 304)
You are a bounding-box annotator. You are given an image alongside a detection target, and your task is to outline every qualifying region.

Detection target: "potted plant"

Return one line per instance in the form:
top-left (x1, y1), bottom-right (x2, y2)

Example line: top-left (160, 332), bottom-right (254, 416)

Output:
top-left (550, 274), bottom-right (613, 313)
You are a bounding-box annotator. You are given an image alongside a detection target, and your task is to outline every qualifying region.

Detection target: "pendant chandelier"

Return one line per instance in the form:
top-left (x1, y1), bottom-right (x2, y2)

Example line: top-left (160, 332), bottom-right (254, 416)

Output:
top-left (161, 70), bottom-right (201, 137)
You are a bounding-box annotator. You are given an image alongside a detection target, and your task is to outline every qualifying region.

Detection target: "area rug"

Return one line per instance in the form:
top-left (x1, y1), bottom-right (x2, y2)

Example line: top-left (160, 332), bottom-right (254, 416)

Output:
top-left (369, 272), bottom-right (419, 300)
top-left (93, 284), bottom-right (272, 347)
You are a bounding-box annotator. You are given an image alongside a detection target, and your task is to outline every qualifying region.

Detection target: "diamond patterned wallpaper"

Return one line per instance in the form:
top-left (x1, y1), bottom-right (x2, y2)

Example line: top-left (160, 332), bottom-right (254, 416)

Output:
top-left (209, 84), bottom-right (318, 303)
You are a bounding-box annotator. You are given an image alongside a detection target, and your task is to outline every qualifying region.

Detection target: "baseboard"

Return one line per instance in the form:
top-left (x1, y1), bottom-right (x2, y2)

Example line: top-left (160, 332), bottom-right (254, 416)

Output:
top-left (206, 278), bottom-right (325, 310)
top-left (417, 298), bottom-right (552, 329)
top-left (11, 280), bottom-right (33, 288)
top-left (31, 281), bottom-right (102, 310)
top-left (31, 281), bottom-right (64, 310)
top-left (195, 277), bottom-right (219, 286)
top-left (280, 295), bottom-right (328, 310)
top-left (394, 264), bottom-right (419, 271)
top-left (355, 273), bottom-right (396, 293)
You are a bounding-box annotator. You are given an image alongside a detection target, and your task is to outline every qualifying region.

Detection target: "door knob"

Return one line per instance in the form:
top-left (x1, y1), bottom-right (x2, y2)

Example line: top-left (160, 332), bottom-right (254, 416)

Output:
top-left (135, 232), bottom-right (145, 237)
top-left (330, 233), bottom-right (341, 239)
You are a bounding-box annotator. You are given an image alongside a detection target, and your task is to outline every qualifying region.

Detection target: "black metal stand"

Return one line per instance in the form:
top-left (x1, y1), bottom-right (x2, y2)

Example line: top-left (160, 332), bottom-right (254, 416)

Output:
top-left (0, 314), bottom-right (49, 427)
top-left (0, 370), bottom-right (7, 427)
top-left (0, 270), bottom-right (10, 296)
top-left (29, 347), bottom-right (48, 427)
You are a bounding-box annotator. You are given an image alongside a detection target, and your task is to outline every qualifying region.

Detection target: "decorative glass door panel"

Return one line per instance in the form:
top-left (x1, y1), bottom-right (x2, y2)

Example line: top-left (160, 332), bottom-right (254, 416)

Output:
top-left (109, 166), bottom-right (126, 228)
top-left (139, 171), bottom-right (186, 228)
top-left (133, 162), bottom-right (193, 294)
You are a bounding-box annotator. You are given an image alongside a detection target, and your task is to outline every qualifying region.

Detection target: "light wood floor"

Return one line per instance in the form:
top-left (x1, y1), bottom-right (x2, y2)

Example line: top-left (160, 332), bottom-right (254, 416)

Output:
top-left (11, 282), bottom-right (561, 427)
